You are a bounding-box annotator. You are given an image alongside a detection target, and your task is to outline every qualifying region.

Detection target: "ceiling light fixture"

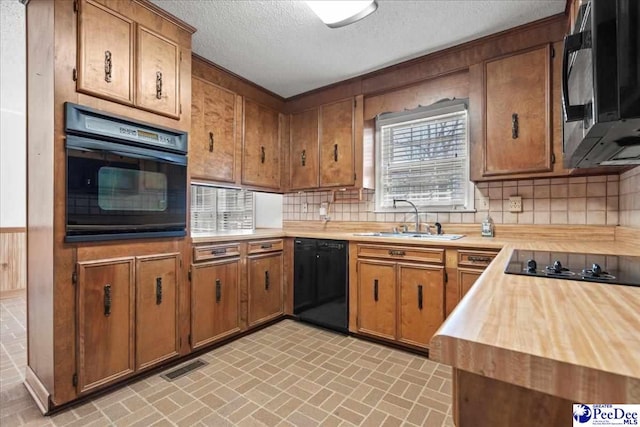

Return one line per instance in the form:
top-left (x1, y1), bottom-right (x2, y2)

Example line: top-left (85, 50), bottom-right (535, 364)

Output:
top-left (306, 0), bottom-right (378, 28)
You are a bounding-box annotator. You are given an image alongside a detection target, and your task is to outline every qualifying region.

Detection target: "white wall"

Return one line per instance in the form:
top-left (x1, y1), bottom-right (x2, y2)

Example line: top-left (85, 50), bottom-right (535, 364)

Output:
top-left (255, 192), bottom-right (283, 228)
top-left (0, 1), bottom-right (26, 228)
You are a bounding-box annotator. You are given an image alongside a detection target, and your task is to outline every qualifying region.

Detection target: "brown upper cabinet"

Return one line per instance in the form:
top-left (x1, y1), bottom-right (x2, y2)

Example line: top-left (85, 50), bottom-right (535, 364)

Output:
top-left (242, 99), bottom-right (282, 190)
top-left (191, 77), bottom-right (239, 183)
top-left (76, 0), bottom-right (182, 119)
top-left (320, 98), bottom-right (355, 188)
top-left (289, 108), bottom-right (320, 190)
top-left (77, 0), bottom-right (135, 105)
top-left (289, 96), bottom-right (364, 191)
top-left (483, 45), bottom-right (552, 177)
top-left (136, 26), bottom-right (180, 118)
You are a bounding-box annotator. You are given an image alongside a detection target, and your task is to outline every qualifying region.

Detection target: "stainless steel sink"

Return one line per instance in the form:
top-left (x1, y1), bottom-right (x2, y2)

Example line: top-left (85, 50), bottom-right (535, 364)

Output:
top-left (353, 232), bottom-right (465, 240)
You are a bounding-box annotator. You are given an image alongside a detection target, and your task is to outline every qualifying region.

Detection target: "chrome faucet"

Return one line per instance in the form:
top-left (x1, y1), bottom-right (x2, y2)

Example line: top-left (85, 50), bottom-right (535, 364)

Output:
top-left (393, 199), bottom-right (420, 233)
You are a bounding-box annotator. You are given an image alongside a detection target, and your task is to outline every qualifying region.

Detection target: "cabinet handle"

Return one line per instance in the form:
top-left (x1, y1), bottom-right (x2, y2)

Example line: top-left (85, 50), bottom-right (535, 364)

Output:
top-left (209, 132), bottom-right (214, 152)
top-left (260, 146), bottom-right (266, 164)
top-left (373, 279), bottom-right (378, 302)
top-left (388, 250), bottom-right (406, 256)
top-left (333, 144), bottom-right (338, 162)
top-left (156, 71), bottom-right (163, 99)
top-left (468, 256), bottom-right (492, 263)
top-left (155, 277), bottom-right (162, 305)
top-left (265, 271), bottom-right (270, 290)
top-left (301, 149), bottom-right (306, 166)
top-left (260, 243), bottom-right (273, 249)
top-left (104, 284), bottom-right (112, 317)
top-left (418, 284), bottom-right (423, 310)
top-left (215, 279), bottom-right (221, 303)
top-left (104, 50), bottom-right (112, 83)
top-left (511, 113), bottom-right (519, 139)
top-left (212, 248), bottom-right (227, 255)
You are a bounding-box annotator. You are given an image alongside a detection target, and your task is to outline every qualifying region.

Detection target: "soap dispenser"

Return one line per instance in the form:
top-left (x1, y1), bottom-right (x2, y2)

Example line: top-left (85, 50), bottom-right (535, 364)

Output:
top-left (481, 214), bottom-right (494, 237)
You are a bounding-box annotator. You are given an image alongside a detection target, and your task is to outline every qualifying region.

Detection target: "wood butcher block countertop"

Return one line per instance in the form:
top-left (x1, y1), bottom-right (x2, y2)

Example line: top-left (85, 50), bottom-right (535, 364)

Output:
top-left (430, 240), bottom-right (640, 404)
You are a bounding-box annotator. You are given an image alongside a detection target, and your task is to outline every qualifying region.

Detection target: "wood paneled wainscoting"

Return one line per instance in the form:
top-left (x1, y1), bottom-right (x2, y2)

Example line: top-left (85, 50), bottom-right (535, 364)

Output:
top-left (0, 228), bottom-right (26, 298)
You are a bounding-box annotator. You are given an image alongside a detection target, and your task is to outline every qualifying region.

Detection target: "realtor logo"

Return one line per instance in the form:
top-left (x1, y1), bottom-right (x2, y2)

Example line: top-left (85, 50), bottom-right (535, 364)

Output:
top-left (573, 404), bottom-right (640, 426)
top-left (574, 404), bottom-right (593, 423)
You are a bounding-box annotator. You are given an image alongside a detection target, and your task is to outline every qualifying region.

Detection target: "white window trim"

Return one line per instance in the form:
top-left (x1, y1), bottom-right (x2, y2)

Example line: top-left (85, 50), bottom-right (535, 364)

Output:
top-left (374, 100), bottom-right (476, 213)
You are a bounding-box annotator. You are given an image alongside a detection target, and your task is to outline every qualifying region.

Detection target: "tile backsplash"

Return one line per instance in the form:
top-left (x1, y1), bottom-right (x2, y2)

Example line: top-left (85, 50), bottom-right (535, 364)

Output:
top-left (283, 174), bottom-right (621, 226)
top-left (619, 166), bottom-right (640, 228)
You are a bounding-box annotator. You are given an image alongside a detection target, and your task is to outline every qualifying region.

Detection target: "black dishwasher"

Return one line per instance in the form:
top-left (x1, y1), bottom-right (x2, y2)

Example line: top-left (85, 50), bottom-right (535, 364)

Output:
top-left (294, 238), bottom-right (348, 333)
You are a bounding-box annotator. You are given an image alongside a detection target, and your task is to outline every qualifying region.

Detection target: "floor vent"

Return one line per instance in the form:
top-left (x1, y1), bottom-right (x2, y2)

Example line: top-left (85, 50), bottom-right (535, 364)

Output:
top-left (161, 359), bottom-right (207, 381)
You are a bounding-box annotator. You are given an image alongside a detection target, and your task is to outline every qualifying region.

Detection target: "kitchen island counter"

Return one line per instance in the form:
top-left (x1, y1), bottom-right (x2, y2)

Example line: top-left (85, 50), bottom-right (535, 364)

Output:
top-left (429, 239), bottom-right (640, 425)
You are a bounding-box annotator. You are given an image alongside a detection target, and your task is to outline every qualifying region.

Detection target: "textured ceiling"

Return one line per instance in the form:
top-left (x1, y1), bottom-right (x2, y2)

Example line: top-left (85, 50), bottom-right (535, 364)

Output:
top-left (151, 0), bottom-right (566, 98)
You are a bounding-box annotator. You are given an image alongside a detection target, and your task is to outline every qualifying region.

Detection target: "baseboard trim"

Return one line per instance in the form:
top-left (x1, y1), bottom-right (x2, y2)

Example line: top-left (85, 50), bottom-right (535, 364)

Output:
top-left (24, 366), bottom-right (51, 415)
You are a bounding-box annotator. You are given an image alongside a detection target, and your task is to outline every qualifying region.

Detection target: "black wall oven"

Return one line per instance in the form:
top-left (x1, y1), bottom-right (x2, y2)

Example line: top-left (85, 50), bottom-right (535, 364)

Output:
top-left (65, 103), bottom-right (188, 242)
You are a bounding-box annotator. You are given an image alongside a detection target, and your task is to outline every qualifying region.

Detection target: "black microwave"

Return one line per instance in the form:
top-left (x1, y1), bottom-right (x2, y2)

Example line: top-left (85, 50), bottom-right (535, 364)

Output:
top-left (65, 103), bottom-right (188, 242)
top-left (563, 0), bottom-right (640, 167)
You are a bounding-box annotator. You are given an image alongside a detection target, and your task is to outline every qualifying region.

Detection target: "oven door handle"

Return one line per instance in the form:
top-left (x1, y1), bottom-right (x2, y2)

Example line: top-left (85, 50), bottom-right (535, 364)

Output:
top-left (66, 135), bottom-right (187, 166)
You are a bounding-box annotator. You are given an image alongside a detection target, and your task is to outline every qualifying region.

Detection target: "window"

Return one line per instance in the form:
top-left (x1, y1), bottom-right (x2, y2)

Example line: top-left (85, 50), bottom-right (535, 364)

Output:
top-left (191, 185), bottom-right (254, 233)
top-left (375, 100), bottom-right (474, 212)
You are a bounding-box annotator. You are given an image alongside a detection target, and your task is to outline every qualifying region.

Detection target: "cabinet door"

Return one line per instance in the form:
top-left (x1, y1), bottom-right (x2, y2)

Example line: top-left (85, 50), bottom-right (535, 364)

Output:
top-left (458, 268), bottom-right (482, 300)
top-left (484, 45), bottom-right (551, 176)
top-left (290, 108), bottom-right (319, 190)
top-left (191, 78), bottom-right (237, 182)
top-left (77, 0), bottom-right (134, 105)
top-left (136, 25), bottom-right (180, 118)
top-left (242, 99), bottom-right (281, 189)
top-left (191, 259), bottom-right (241, 349)
top-left (135, 253), bottom-right (180, 370)
top-left (76, 258), bottom-right (135, 393)
top-left (398, 264), bottom-right (445, 348)
top-left (357, 260), bottom-right (396, 340)
top-left (248, 252), bottom-right (283, 326)
top-left (320, 98), bottom-right (355, 187)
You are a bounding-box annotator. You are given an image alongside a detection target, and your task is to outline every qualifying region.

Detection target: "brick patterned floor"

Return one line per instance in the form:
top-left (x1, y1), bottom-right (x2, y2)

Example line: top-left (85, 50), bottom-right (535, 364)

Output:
top-left (0, 294), bottom-right (453, 426)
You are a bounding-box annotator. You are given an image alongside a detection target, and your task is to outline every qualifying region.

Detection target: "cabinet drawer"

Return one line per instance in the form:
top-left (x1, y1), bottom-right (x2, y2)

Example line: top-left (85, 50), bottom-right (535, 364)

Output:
top-left (357, 244), bottom-right (444, 264)
top-left (248, 239), bottom-right (284, 254)
top-left (458, 250), bottom-right (498, 268)
top-left (193, 244), bottom-right (241, 262)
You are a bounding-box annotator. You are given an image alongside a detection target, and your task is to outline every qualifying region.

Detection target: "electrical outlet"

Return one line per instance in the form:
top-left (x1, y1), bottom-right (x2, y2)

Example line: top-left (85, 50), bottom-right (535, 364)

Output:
top-left (509, 196), bottom-right (523, 213)
top-left (302, 202), bottom-right (308, 213)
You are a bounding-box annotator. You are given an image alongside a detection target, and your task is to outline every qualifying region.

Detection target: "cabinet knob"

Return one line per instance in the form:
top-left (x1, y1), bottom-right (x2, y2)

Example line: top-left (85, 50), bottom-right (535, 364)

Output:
top-left (301, 149), bottom-right (306, 166)
top-left (333, 144), bottom-right (338, 162)
top-left (215, 279), bottom-right (221, 303)
top-left (155, 277), bottom-right (163, 305)
top-left (373, 279), bottom-right (378, 302)
top-left (156, 71), bottom-right (163, 100)
top-left (511, 113), bottom-right (519, 139)
top-left (417, 284), bottom-right (423, 310)
top-left (209, 132), bottom-right (214, 152)
top-left (265, 270), bottom-right (270, 290)
top-left (104, 50), bottom-right (112, 83)
top-left (260, 146), bottom-right (266, 164)
top-left (104, 284), bottom-right (112, 317)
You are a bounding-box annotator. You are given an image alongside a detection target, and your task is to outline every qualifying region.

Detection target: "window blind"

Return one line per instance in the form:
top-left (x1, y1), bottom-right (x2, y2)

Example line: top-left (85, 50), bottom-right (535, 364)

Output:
top-left (375, 101), bottom-right (472, 211)
top-left (191, 185), bottom-right (254, 233)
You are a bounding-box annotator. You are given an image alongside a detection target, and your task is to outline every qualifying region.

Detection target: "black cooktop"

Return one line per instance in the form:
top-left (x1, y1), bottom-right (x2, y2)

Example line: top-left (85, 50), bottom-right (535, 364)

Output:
top-left (504, 250), bottom-right (640, 287)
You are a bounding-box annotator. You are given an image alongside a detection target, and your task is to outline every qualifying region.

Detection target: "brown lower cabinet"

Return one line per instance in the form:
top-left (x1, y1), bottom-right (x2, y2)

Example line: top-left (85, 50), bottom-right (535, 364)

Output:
top-left (135, 253), bottom-right (180, 370)
top-left (456, 249), bottom-right (499, 300)
top-left (248, 251), bottom-right (284, 326)
top-left (76, 258), bottom-right (136, 394)
top-left (190, 257), bottom-right (241, 349)
top-left (356, 244), bottom-right (445, 349)
top-left (75, 253), bottom-right (180, 394)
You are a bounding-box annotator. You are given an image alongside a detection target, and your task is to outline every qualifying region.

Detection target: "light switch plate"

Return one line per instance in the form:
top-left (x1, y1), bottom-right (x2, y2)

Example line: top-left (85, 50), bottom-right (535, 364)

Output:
top-left (509, 196), bottom-right (522, 213)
